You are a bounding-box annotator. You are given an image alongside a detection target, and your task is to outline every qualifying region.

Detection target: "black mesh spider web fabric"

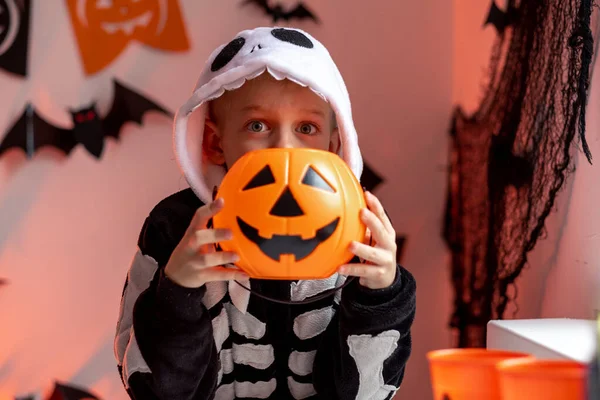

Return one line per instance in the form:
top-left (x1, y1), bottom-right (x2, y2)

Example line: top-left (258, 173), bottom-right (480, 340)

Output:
top-left (443, 0), bottom-right (597, 347)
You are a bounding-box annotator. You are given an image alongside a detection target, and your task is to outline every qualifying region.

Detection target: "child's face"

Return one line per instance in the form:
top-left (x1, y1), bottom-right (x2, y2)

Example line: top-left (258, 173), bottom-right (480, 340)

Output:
top-left (203, 73), bottom-right (340, 169)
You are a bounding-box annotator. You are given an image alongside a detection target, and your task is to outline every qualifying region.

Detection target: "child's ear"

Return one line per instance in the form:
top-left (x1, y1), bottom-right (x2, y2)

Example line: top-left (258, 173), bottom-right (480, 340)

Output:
top-left (203, 119), bottom-right (226, 165)
top-left (329, 127), bottom-right (341, 154)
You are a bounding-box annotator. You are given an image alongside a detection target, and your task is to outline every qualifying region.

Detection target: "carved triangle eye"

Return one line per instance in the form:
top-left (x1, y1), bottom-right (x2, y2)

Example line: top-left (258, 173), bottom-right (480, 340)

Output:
top-left (243, 165), bottom-right (276, 190)
top-left (302, 166), bottom-right (335, 192)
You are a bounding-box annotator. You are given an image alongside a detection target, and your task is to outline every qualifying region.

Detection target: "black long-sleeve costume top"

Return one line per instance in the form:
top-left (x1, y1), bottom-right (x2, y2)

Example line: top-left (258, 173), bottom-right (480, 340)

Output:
top-left (114, 188), bottom-right (416, 400)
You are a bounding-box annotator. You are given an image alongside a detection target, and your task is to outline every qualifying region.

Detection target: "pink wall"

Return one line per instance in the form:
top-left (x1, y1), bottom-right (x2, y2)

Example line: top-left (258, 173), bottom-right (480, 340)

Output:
top-left (0, 1), bottom-right (453, 399)
top-left (2, 1), bottom-right (595, 399)
top-left (539, 54), bottom-right (600, 320)
top-left (7, 1), bottom-right (594, 399)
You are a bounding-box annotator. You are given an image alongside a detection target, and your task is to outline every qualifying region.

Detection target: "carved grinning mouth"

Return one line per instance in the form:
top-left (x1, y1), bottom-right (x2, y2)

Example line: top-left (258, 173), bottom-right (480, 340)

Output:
top-left (237, 216), bottom-right (339, 261)
top-left (101, 10), bottom-right (152, 35)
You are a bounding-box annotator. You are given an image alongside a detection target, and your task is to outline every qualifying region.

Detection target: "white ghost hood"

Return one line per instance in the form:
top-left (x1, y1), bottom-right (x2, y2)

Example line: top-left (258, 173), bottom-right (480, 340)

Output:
top-left (173, 26), bottom-right (363, 204)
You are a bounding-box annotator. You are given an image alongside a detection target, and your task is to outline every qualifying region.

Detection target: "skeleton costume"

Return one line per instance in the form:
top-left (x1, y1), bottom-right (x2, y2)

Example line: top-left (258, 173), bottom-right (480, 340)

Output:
top-left (114, 27), bottom-right (416, 400)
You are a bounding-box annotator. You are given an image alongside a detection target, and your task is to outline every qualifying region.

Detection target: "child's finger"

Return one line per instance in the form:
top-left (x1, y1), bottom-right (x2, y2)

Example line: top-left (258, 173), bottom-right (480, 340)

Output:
top-left (363, 228), bottom-right (372, 244)
top-left (348, 241), bottom-right (394, 266)
top-left (190, 251), bottom-right (239, 269)
top-left (365, 191), bottom-right (395, 234)
top-left (185, 198), bottom-right (226, 238)
top-left (185, 228), bottom-right (233, 255)
top-left (338, 263), bottom-right (387, 280)
top-left (360, 208), bottom-right (395, 249)
top-left (200, 266), bottom-right (249, 283)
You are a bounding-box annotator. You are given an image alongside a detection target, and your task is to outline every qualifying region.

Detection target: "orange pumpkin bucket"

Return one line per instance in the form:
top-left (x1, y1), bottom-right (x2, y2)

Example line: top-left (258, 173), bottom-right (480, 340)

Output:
top-left (213, 148), bottom-right (367, 280)
top-left (427, 348), bottom-right (533, 400)
top-left (497, 358), bottom-right (587, 400)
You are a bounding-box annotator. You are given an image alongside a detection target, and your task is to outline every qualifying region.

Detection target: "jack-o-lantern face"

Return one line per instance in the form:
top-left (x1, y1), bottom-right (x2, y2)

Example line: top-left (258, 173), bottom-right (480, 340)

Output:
top-left (65, 0), bottom-right (189, 75)
top-left (213, 148), bottom-right (367, 280)
top-left (81, 0), bottom-right (163, 36)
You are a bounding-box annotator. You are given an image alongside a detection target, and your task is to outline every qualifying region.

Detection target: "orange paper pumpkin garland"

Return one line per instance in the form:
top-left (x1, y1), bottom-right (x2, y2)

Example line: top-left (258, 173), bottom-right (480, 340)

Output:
top-left (64, 0), bottom-right (190, 75)
top-left (213, 148), bottom-right (367, 280)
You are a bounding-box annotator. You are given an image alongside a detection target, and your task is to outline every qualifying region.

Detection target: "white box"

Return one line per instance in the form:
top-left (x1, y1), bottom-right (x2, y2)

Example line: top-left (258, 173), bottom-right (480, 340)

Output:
top-left (486, 318), bottom-right (597, 363)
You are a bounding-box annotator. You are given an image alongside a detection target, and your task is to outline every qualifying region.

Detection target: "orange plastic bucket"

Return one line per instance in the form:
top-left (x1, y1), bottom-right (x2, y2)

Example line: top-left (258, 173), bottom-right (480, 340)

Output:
top-left (497, 358), bottom-right (587, 399)
top-left (427, 348), bottom-right (533, 400)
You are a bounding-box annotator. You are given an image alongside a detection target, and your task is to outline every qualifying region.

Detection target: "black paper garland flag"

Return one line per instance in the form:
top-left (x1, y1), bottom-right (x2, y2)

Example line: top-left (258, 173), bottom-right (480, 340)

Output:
top-left (0, 79), bottom-right (172, 159)
top-left (0, 0), bottom-right (31, 77)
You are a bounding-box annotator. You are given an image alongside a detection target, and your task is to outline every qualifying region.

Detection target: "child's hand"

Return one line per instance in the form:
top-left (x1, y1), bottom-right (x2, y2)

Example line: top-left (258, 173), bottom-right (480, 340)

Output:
top-left (164, 198), bottom-right (248, 288)
top-left (338, 191), bottom-right (397, 290)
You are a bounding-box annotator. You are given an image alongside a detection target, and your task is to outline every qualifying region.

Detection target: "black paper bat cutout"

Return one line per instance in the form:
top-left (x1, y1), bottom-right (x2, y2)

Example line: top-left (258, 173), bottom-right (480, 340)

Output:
top-left (361, 161), bottom-right (385, 193)
top-left (396, 235), bottom-right (407, 264)
top-left (360, 163), bottom-right (408, 264)
top-left (47, 381), bottom-right (100, 400)
top-left (241, 0), bottom-right (320, 24)
top-left (0, 0), bottom-right (31, 77)
top-left (484, 1), bottom-right (519, 34)
top-left (0, 79), bottom-right (172, 159)
top-left (489, 134), bottom-right (534, 189)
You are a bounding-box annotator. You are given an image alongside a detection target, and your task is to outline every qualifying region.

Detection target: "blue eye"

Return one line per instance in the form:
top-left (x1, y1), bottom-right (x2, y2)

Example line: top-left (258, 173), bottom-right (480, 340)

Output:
top-left (297, 123), bottom-right (317, 135)
top-left (247, 121), bottom-right (267, 132)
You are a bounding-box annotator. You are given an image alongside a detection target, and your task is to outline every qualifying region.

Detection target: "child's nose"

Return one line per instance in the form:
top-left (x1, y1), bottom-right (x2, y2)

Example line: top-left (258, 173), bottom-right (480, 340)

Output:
top-left (271, 128), bottom-right (296, 149)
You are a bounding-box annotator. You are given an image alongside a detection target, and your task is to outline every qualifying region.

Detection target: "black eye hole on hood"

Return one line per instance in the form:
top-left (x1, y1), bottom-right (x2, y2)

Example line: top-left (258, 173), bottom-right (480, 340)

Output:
top-left (271, 28), bottom-right (314, 48)
top-left (211, 37), bottom-right (246, 72)
top-left (243, 165), bottom-right (276, 190)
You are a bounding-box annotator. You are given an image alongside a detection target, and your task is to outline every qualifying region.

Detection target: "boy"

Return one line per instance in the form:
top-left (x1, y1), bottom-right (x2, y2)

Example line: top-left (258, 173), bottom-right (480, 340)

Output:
top-left (114, 27), bottom-right (416, 400)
